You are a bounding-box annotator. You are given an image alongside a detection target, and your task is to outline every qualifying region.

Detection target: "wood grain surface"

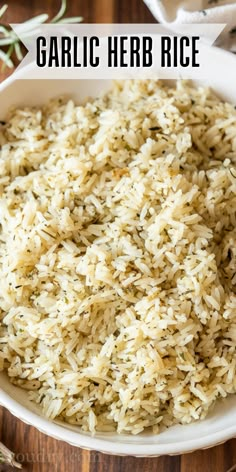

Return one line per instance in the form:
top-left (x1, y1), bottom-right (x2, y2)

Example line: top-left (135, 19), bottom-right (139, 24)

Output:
top-left (0, 1), bottom-right (235, 471)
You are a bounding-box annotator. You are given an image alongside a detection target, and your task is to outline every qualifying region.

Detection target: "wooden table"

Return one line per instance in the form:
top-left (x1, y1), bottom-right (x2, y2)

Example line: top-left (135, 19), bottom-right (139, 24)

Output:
top-left (0, 1), bottom-right (235, 471)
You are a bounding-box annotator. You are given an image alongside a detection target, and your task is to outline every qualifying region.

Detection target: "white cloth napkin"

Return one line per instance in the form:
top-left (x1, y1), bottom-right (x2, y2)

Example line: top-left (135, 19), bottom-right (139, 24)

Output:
top-left (144, 0), bottom-right (236, 50)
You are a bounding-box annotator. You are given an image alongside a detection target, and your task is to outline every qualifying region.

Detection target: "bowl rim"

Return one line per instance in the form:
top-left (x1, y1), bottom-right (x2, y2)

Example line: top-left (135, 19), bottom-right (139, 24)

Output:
top-left (0, 388), bottom-right (236, 457)
top-left (1, 389), bottom-right (236, 456)
top-left (1, 47), bottom-right (236, 456)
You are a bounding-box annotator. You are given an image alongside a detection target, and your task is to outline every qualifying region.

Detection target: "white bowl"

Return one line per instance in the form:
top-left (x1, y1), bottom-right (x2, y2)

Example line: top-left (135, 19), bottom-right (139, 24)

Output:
top-left (1, 48), bottom-right (236, 456)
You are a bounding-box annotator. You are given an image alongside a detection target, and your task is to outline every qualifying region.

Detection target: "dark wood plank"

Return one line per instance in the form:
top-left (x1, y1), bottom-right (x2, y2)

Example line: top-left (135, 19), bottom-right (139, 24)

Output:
top-left (88, 449), bottom-right (180, 472)
top-left (0, 1), bottom-right (234, 472)
top-left (181, 440), bottom-right (236, 472)
top-left (0, 407), bottom-right (181, 472)
top-left (114, 0), bottom-right (155, 23)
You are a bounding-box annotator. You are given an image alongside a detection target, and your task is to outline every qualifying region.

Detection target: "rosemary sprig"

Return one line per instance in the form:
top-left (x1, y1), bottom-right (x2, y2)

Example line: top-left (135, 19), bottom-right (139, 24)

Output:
top-left (0, 441), bottom-right (22, 468)
top-left (0, 0), bottom-right (83, 69)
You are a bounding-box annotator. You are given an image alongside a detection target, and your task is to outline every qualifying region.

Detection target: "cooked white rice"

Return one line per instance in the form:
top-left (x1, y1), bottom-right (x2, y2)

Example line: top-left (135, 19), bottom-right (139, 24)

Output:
top-left (0, 80), bottom-right (236, 435)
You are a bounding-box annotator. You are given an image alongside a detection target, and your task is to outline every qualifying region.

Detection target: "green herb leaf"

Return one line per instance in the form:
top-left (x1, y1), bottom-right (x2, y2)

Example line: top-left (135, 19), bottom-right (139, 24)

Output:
top-left (0, 25), bottom-right (10, 36)
top-left (0, 4), bottom-right (8, 18)
top-left (52, 0), bottom-right (67, 23)
top-left (15, 13), bottom-right (49, 33)
top-left (59, 17), bottom-right (83, 24)
top-left (14, 41), bottom-right (23, 61)
top-left (0, 48), bottom-right (13, 68)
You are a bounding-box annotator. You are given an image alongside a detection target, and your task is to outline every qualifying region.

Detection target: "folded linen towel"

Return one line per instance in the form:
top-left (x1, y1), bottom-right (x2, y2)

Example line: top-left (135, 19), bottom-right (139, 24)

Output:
top-left (144, 0), bottom-right (236, 50)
